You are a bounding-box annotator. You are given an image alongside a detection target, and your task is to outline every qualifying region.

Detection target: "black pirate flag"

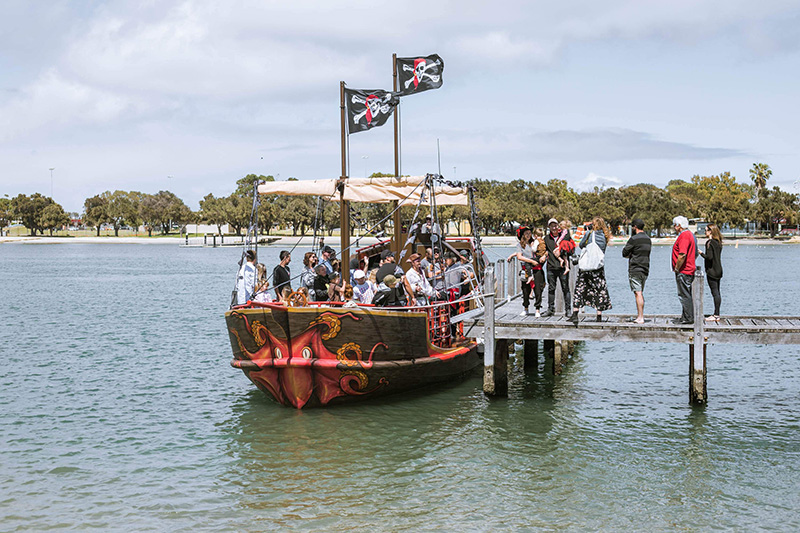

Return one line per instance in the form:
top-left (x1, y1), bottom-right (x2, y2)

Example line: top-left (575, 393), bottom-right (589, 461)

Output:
top-left (344, 88), bottom-right (398, 134)
top-left (396, 54), bottom-right (444, 96)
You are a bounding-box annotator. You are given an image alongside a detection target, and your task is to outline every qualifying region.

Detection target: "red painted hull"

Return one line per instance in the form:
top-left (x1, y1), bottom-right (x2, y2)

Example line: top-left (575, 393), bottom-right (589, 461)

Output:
top-left (226, 303), bottom-right (480, 408)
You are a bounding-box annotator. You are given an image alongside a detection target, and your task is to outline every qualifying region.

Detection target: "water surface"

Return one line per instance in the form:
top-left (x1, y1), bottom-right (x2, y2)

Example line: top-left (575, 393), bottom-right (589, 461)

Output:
top-left (1, 242), bottom-right (798, 531)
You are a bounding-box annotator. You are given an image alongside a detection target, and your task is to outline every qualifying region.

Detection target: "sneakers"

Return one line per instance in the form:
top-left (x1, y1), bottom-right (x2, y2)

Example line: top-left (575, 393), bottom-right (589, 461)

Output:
top-left (534, 309), bottom-right (541, 318)
top-left (520, 309), bottom-right (528, 316)
top-left (705, 315), bottom-right (720, 322)
top-left (540, 309), bottom-right (554, 318)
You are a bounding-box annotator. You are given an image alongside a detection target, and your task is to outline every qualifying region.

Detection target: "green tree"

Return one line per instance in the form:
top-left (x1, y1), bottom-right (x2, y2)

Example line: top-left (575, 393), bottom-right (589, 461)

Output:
top-left (0, 196), bottom-right (11, 235)
top-left (692, 172), bottom-right (751, 228)
top-left (101, 190), bottom-right (138, 237)
top-left (10, 193), bottom-right (53, 235)
top-left (199, 193), bottom-right (228, 235)
top-left (40, 203), bottom-right (69, 236)
top-left (83, 195), bottom-right (109, 236)
top-left (751, 186), bottom-right (798, 236)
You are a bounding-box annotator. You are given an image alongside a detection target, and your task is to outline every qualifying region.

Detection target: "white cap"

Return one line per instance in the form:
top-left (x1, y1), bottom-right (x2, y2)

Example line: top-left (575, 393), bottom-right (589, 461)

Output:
top-left (547, 218), bottom-right (558, 225)
top-left (672, 216), bottom-right (689, 229)
top-left (353, 270), bottom-right (365, 279)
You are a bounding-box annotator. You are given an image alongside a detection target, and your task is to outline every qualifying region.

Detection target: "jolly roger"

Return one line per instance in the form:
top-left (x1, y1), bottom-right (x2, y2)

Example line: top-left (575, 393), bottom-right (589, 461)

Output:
top-left (344, 88), bottom-right (399, 134)
top-left (396, 54), bottom-right (444, 96)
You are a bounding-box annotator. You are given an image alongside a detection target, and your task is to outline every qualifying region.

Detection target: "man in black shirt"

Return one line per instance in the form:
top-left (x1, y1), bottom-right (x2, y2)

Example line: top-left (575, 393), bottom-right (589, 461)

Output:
top-left (273, 250), bottom-right (292, 298)
top-left (542, 218), bottom-right (572, 317)
top-left (621, 218), bottom-right (652, 324)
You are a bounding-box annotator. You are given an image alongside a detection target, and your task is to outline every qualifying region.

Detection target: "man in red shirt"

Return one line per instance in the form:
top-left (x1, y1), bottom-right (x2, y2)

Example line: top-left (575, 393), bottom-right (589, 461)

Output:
top-left (671, 216), bottom-right (696, 324)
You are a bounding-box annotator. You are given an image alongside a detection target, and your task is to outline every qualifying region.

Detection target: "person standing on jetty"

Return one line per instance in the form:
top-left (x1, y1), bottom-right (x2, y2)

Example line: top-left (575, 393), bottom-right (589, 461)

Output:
top-left (273, 250), bottom-right (292, 299)
top-left (569, 217), bottom-right (612, 324)
top-left (236, 250), bottom-right (257, 304)
top-left (514, 226), bottom-right (544, 317)
top-left (700, 223), bottom-right (724, 321)
top-left (621, 218), bottom-right (652, 324)
top-left (542, 218), bottom-right (572, 317)
top-left (671, 216), bottom-right (696, 324)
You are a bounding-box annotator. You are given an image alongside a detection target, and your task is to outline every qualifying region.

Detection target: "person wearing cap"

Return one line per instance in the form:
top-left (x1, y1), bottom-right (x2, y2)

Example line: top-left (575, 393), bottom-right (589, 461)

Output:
top-left (672, 215), bottom-right (697, 324)
top-left (622, 218), bottom-right (652, 324)
top-left (405, 253), bottom-right (434, 306)
top-left (420, 247), bottom-right (434, 280)
top-left (543, 217), bottom-right (573, 318)
top-left (320, 245), bottom-right (336, 275)
top-left (372, 274), bottom-right (405, 307)
top-left (377, 249), bottom-right (403, 285)
top-left (352, 269), bottom-right (375, 304)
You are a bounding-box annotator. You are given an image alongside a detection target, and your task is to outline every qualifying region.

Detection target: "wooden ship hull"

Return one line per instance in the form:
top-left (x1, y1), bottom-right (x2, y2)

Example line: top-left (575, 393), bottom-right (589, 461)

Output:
top-left (227, 302), bottom-right (480, 408)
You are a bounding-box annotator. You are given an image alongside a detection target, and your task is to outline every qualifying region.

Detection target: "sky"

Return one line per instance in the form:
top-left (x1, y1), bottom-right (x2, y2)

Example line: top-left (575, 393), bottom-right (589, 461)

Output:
top-left (1, 0), bottom-right (799, 213)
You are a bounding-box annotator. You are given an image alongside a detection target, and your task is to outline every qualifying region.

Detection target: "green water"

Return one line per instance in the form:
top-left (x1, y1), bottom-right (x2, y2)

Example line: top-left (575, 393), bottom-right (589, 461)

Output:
top-left (1, 243), bottom-right (798, 531)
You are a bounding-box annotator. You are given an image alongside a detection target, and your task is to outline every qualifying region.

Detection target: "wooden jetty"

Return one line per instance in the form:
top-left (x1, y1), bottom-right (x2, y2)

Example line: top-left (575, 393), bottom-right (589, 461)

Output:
top-left (180, 235), bottom-right (279, 248)
top-left (454, 258), bottom-right (800, 405)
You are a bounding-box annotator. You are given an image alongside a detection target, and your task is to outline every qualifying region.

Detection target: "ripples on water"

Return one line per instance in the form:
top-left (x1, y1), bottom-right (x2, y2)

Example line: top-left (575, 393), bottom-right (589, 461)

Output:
top-left (1, 243), bottom-right (798, 531)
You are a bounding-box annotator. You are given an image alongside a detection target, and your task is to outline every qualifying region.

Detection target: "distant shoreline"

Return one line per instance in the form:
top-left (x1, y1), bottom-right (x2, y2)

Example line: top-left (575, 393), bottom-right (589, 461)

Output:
top-left (3, 235), bottom-right (799, 246)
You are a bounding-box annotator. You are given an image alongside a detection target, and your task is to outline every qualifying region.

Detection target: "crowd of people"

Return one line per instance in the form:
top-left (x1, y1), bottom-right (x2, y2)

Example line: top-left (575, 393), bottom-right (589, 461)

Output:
top-left (235, 243), bottom-right (477, 310)
top-left (236, 213), bottom-right (724, 324)
top-left (512, 215), bottom-right (724, 325)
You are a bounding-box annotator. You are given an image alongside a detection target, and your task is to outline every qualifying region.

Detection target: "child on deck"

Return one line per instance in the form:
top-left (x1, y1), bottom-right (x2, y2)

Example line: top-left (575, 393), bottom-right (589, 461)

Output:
top-left (553, 220), bottom-right (576, 273)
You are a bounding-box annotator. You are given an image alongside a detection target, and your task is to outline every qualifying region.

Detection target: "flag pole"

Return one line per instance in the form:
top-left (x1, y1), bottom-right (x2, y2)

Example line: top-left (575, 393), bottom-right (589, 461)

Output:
top-left (340, 81), bottom-right (350, 283)
top-left (392, 54), bottom-right (402, 255)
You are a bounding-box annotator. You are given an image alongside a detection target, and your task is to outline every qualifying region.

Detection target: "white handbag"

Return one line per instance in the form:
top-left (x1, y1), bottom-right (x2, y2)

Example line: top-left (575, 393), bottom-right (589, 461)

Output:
top-left (578, 231), bottom-right (604, 271)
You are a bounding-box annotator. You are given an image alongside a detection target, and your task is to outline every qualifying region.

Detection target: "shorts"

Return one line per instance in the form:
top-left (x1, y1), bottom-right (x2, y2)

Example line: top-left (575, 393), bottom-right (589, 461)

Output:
top-left (629, 272), bottom-right (647, 293)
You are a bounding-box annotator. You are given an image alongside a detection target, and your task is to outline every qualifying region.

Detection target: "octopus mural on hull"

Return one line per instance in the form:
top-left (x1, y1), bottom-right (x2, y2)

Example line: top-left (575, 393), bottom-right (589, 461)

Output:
top-left (228, 310), bottom-right (390, 408)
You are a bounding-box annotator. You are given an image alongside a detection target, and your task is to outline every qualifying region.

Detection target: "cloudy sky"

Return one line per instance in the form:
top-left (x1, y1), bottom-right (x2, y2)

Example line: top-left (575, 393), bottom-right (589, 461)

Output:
top-left (2, 0), bottom-right (799, 212)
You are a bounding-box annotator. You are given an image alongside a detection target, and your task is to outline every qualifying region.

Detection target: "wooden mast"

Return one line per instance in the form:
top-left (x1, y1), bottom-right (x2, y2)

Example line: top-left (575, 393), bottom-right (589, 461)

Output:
top-left (392, 54), bottom-right (402, 256)
top-left (340, 81), bottom-right (351, 283)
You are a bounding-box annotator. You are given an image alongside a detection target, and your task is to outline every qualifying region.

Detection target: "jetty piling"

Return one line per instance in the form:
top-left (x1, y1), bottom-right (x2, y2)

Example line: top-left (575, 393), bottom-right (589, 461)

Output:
top-left (691, 267), bottom-right (707, 404)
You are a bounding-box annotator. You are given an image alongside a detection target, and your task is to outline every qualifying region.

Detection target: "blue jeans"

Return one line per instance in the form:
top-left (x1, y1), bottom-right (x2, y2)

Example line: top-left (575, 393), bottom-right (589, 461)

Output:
top-left (675, 272), bottom-right (694, 322)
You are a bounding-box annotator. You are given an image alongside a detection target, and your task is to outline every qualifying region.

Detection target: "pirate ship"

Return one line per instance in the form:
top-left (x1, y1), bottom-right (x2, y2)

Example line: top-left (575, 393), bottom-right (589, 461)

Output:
top-left (225, 53), bottom-right (486, 408)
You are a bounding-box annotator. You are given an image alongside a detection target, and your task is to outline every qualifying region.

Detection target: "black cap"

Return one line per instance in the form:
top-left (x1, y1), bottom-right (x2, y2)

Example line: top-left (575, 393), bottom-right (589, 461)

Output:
top-left (632, 218), bottom-right (645, 230)
top-left (380, 250), bottom-right (395, 260)
top-left (322, 245), bottom-right (335, 255)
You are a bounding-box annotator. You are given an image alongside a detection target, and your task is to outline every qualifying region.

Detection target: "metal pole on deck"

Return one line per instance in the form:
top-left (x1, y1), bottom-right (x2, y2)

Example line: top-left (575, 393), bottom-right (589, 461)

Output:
top-left (690, 266), bottom-right (707, 404)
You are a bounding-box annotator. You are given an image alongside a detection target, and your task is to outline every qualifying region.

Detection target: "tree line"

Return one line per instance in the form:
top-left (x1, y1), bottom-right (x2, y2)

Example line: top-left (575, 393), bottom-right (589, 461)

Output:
top-left (1, 162), bottom-right (794, 238)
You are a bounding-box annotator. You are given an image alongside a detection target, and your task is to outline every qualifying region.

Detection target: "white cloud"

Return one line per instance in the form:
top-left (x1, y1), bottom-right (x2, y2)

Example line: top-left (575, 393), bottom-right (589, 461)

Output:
top-left (571, 172), bottom-right (624, 192)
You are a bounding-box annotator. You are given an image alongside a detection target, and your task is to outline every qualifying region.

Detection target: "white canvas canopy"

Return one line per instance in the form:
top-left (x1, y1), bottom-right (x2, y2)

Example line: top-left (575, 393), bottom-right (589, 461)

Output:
top-left (256, 175), bottom-right (469, 206)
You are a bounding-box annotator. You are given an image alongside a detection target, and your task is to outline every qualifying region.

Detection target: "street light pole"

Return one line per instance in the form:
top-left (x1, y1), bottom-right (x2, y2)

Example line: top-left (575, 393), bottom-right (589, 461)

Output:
top-left (49, 168), bottom-right (55, 198)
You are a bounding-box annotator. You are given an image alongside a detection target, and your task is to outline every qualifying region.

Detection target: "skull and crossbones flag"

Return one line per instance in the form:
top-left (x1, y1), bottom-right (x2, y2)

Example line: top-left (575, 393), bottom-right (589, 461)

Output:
top-left (344, 88), bottom-right (399, 134)
top-left (396, 54), bottom-right (444, 96)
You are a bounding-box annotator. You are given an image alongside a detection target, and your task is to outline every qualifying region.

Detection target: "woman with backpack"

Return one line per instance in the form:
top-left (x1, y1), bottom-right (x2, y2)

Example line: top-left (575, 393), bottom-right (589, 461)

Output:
top-left (569, 217), bottom-right (612, 325)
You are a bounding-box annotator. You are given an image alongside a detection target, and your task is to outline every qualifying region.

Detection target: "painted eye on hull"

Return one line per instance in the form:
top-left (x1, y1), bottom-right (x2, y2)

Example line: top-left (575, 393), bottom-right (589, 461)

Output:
top-left (275, 348), bottom-right (283, 359)
top-left (302, 347), bottom-right (312, 359)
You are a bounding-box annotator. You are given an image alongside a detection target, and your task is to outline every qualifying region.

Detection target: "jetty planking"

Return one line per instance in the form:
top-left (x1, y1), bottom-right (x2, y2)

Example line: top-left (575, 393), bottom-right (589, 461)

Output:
top-left (455, 258), bottom-right (800, 405)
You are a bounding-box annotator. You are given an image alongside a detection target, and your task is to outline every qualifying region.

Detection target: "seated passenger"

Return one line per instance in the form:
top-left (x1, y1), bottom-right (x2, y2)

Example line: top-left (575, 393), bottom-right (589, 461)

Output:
top-left (312, 265), bottom-right (330, 302)
top-left (278, 287), bottom-right (292, 305)
top-left (253, 280), bottom-right (273, 303)
top-left (327, 271), bottom-right (344, 302)
top-left (372, 275), bottom-right (406, 307)
top-left (342, 285), bottom-right (358, 308)
top-left (352, 270), bottom-right (375, 304)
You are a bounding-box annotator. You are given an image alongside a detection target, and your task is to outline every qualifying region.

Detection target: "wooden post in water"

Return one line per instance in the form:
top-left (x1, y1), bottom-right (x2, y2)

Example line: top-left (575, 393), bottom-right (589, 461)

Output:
top-left (482, 265), bottom-right (508, 396)
top-left (524, 340), bottom-right (538, 368)
top-left (690, 266), bottom-right (707, 404)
